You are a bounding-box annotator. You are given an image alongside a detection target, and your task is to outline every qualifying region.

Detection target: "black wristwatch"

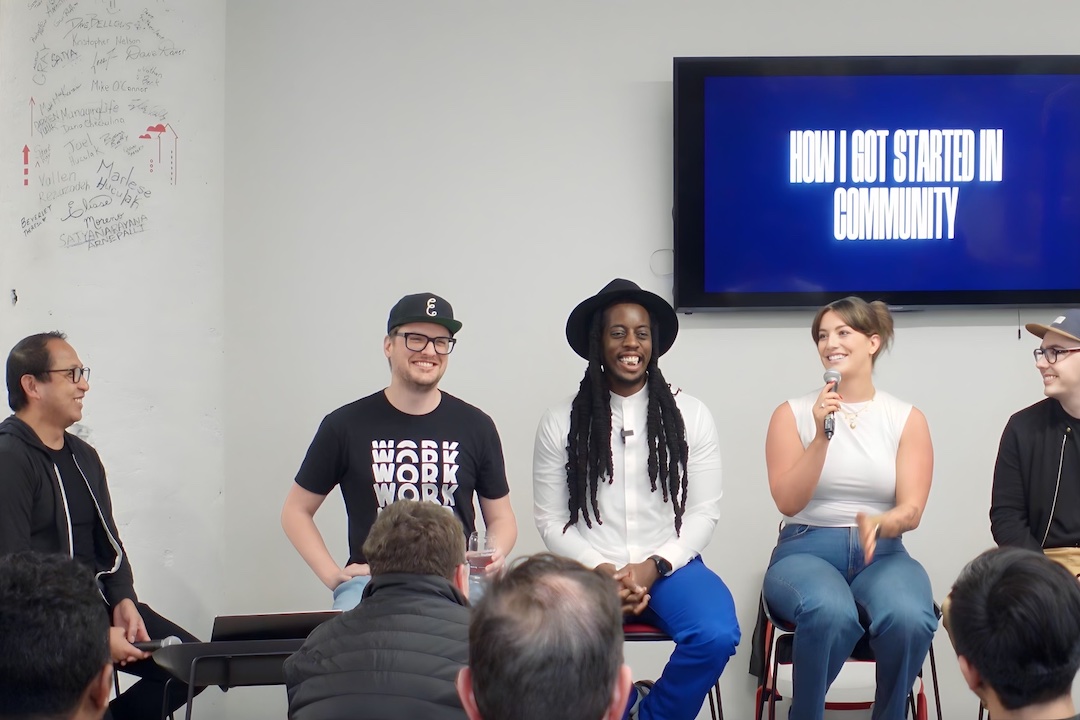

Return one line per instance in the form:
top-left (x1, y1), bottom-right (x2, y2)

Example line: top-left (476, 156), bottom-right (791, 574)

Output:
top-left (649, 554), bottom-right (673, 577)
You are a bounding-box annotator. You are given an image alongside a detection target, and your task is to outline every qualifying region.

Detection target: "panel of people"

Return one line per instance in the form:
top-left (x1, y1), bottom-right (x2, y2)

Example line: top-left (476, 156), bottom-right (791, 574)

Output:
top-left (3, 283), bottom-right (1080, 720)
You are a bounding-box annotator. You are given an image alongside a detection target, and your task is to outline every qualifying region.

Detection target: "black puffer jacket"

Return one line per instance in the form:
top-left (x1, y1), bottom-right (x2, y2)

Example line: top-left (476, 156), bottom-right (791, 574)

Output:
top-left (284, 573), bottom-right (470, 720)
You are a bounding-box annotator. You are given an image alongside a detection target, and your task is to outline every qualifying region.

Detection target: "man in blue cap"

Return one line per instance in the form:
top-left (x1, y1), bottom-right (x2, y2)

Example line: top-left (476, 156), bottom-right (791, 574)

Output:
top-left (993, 309), bottom-right (1080, 574)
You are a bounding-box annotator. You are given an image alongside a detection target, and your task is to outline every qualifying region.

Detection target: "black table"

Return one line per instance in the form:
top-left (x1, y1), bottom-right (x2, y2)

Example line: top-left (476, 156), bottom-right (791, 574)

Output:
top-left (152, 638), bottom-right (304, 720)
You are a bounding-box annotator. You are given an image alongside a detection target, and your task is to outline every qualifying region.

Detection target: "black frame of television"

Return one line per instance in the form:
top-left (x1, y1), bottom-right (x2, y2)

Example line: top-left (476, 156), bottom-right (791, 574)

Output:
top-left (673, 54), bottom-right (1080, 312)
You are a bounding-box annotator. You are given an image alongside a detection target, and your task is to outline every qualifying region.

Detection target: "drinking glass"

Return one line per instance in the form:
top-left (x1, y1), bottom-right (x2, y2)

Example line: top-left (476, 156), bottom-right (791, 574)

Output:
top-left (467, 531), bottom-right (497, 577)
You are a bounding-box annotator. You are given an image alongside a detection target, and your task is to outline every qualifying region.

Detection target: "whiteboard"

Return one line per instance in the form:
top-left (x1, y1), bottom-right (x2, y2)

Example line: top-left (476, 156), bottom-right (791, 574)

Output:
top-left (0, 0), bottom-right (226, 677)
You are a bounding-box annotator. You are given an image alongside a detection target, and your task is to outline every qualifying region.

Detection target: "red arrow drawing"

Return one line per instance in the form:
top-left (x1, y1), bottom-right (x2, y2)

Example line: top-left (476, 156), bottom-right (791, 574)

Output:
top-left (165, 123), bottom-right (179, 184)
top-left (22, 145), bottom-right (30, 186)
top-left (29, 97), bottom-right (35, 137)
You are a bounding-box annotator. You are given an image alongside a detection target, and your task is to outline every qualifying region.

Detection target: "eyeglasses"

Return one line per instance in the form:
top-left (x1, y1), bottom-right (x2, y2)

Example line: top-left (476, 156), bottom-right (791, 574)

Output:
top-left (392, 332), bottom-right (456, 355)
top-left (45, 367), bottom-right (91, 383)
top-left (1034, 347), bottom-right (1080, 364)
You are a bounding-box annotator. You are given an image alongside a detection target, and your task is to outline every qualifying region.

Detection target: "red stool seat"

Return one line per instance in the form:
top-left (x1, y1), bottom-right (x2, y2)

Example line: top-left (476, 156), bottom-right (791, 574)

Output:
top-left (622, 621), bottom-right (724, 720)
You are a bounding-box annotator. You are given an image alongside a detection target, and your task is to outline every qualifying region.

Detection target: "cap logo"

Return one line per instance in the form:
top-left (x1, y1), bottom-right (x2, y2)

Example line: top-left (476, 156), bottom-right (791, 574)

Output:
top-left (426, 297), bottom-right (438, 317)
top-left (1054, 315), bottom-right (1067, 325)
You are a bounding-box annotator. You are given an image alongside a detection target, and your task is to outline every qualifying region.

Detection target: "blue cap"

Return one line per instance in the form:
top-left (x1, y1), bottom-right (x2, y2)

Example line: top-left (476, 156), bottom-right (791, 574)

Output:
top-left (1026, 309), bottom-right (1080, 345)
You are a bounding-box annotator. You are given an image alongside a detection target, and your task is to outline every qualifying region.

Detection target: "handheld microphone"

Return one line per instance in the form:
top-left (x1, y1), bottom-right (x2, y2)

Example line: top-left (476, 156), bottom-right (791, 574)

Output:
top-left (822, 370), bottom-right (842, 440)
top-left (132, 636), bottom-right (182, 652)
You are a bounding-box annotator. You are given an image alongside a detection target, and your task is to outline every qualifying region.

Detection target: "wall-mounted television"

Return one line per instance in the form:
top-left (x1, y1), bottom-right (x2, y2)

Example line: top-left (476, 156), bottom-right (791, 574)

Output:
top-left (673, 55), bottom-right (1080, 311)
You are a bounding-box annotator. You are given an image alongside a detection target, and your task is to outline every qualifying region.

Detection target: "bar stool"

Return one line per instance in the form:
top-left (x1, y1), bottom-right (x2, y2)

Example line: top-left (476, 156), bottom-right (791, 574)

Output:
top-left (623, 621), bottom-right (724, 720)
top-left (754, 594), bottom-right (943, 720)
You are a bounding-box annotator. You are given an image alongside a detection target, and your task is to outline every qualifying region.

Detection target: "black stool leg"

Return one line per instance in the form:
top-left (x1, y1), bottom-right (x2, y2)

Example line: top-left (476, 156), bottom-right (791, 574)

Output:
top-left (929, 645), bottom-right (943, 720)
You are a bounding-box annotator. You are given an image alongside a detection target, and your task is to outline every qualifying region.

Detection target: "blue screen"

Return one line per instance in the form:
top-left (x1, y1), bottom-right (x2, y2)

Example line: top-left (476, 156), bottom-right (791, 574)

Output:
top-left (702, 73), bottom-right (1080, 295)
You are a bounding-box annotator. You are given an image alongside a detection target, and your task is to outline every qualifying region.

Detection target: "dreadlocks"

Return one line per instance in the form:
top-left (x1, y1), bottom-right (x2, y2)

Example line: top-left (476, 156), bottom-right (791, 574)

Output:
top-left (563, 307), bottom-right (690, 535)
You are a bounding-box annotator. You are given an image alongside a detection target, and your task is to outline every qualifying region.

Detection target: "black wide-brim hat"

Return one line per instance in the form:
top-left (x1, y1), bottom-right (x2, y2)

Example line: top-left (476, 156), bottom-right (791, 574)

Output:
top-left (565, 278), bottom-right (679, 359)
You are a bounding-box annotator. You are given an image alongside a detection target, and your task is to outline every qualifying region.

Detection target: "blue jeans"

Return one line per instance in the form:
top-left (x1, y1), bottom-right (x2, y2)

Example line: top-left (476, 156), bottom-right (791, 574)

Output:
top-left (622, 556), bottom-right (741, 720)
top-left (332, 573), bottom-right (485, 610)
top-left (763, 525), bottom-right (938, 720)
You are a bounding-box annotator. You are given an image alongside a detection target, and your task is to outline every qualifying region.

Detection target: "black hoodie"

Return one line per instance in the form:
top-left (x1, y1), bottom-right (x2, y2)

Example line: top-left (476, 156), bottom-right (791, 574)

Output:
top-left (0, 415), bottom-right (137, 607)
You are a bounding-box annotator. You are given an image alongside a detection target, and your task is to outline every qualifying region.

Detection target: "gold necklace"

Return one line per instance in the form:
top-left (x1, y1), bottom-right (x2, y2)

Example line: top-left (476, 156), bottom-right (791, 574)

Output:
top-left (840, 396), bottom-right (875, 429)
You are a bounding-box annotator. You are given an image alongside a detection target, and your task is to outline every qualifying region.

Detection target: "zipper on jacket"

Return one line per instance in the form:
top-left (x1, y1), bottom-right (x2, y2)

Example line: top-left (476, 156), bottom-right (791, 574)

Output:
top-left (50, 463), bottom-right (75, 559)
top-left (71, 454), bottom-right (124, 584)
top-left (1041, 429), bottom-right (1070, 547)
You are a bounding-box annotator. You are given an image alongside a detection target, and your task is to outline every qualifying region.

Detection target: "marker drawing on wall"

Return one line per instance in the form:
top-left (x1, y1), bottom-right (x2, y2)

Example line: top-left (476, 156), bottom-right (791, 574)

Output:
top-left (11, 1), bottom-right (191, 249)
top-left (141, 122), bottom-right (178, 184)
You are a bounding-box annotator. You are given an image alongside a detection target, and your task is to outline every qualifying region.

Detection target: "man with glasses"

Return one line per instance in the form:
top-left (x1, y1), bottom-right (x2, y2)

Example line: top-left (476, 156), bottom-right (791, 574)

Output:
top-left (992, 309), bottom-right (1080, 575)
top-left (282, 293), bottom-right (517, 609)
top-left (0, 331), bottom-right (200, 720)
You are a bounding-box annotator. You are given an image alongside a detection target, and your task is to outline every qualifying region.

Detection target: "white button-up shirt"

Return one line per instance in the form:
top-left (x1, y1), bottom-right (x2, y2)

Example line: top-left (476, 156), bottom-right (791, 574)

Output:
top-left (533, 384), bottom-right (723, 571)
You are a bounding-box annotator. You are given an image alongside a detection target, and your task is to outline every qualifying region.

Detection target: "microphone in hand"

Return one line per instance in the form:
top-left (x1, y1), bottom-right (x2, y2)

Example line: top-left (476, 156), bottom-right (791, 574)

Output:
top-left (132, 636), bottom-right (182, 652)
top-left (822, 370), bottom-right (842, 440)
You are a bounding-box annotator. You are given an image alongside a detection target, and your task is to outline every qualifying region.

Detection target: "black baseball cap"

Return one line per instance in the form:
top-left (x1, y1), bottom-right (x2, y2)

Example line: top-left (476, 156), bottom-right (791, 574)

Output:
top-left (387, 293), bottom-right (462, 335)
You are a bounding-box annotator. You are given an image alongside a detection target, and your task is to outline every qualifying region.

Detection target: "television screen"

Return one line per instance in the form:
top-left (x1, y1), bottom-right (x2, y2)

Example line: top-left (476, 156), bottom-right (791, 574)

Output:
top-left (673, 56), bottom-right (1080, 311)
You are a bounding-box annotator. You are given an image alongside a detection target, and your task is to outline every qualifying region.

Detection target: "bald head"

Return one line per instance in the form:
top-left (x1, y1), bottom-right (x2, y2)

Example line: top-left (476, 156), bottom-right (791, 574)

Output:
top-left (461, 553), bottom-right (628, 720)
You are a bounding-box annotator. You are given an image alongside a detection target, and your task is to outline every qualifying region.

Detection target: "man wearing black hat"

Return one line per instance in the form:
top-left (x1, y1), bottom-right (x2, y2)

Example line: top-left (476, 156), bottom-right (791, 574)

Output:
top-left (533, 279), bottom-right (740, 720)
top-left (282, 293), bottom-right (517, 610)
top-left (992, 309), bottom-right (1080, 575)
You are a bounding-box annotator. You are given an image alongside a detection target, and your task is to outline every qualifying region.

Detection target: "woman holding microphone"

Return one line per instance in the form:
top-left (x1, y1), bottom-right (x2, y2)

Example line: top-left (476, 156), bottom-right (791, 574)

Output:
top-left (762, 297), bottom-right (937, 720)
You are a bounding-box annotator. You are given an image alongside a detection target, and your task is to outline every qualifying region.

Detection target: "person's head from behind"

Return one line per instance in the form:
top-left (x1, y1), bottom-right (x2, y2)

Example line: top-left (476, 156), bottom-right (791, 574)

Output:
top-left (362, 500), bottom-right (468, 595)
top-left (456, 553), bottom-right (632, 720)
top-left (945, 547), bottom-right (1080, 716)
top-left (6, 331), bottom-right (90, 429)
top-left (0, 552), bottom-right (112, 720)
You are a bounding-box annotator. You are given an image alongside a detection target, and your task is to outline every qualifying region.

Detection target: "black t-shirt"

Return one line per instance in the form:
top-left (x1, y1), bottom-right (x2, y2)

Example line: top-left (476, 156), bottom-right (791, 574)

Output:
top-left (1046, 421), bottom-right (1080, 547)
top-left (295, 390), bottom-right (510, 565)
top-left (48, 442), bottom-right (98, 569)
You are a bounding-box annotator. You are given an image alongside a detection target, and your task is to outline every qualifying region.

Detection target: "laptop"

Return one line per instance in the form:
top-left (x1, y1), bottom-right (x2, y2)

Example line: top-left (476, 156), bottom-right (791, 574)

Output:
top-left (210, 610), bottom-right (341, 642)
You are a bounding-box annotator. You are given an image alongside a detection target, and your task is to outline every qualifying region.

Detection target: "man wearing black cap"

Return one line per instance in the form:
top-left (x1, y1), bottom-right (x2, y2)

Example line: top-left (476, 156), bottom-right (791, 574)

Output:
top-left (282, 293), bottom-right (517, 609)
top-left (992, 309), bottom-right (1080, 574)
top-left (533, 279), bottom-right (739, 720)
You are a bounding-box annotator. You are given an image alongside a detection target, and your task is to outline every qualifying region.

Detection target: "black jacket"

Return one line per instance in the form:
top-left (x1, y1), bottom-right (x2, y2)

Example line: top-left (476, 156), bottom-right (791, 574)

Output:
top-left (991, 398), bottom-right (1077, 551)
top-left (284, 573), bottom-right (469, 720)
top-left (0, 415), bottom-right (137, 607)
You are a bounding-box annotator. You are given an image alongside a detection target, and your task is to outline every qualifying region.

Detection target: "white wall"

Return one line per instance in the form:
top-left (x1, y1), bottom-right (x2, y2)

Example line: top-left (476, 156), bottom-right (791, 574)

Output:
top-left (6, 0), bottom-right (1077, 718)
top-left (223, 2), bottom-right (1080, 717)
top-left (0, 0), bottom-right (226, 713)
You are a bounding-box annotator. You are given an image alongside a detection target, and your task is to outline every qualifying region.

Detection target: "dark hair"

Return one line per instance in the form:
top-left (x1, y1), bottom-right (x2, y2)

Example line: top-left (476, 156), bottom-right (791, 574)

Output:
top-left (362, 500), bottom-right (465, 580)
top-left (0, 551), bottom-right (110, 717)
top-left (564, 307), bottom-right (689, 534)
top-left (947, 547), bottom-right (1080, 710)
top-left (811, 297), bottom-right (894, 365)
top-left (467, 553), bottom-right (623, 720)
top-left (6, 331), bottom-right (67, 412)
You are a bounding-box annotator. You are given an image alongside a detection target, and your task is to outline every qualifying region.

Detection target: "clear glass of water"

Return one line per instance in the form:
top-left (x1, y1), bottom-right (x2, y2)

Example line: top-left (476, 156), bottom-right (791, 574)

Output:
top-left (467, 531), bottom-right (496, 577)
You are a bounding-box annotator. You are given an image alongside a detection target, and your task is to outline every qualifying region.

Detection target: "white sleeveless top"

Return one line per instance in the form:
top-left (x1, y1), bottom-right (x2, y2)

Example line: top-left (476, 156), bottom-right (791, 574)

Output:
top-left (785, 389), bottom-right (912, 527)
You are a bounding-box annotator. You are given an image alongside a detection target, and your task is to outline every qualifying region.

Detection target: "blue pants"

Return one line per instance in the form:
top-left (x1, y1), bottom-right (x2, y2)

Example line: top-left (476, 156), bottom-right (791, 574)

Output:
top-left (623, 556), bottom-right (740, 720)
top-left (332, 573), bottom-right (485, 610)
top-left (762, 525), bottom-right (938, 720)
